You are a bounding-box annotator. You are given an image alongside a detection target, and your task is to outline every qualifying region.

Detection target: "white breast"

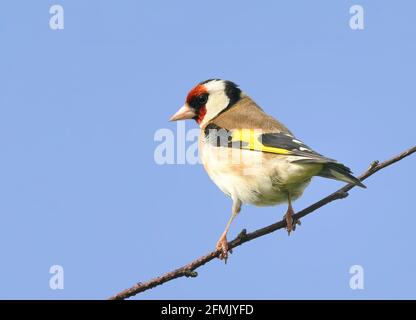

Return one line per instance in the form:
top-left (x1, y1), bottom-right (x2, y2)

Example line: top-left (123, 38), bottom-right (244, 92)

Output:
top-left (200, 142), bottom-right (319, 206)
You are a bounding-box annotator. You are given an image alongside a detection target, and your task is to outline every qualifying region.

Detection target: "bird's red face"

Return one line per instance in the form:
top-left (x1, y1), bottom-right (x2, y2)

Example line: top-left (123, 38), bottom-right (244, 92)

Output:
top-left (170, 79), bottom-right (241, 127)
top-left (169, 84), bottom-right (209, 125)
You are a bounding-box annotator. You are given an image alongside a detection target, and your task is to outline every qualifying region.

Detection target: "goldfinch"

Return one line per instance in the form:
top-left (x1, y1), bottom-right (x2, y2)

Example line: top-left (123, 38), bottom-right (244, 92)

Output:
top-left (170, 79), bottom-right (365, 260)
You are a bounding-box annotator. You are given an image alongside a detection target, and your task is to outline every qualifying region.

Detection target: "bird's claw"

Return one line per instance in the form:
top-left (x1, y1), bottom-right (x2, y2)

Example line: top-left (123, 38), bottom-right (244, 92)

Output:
top-left (216, 235), bottom-right (231, 263)
top-left (285, 214), bottom-right (301, 236)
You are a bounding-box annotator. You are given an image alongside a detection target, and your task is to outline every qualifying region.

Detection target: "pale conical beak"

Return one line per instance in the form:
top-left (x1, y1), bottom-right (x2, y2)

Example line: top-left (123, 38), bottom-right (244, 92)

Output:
top-left (169, 104), bottom-right (196, 121)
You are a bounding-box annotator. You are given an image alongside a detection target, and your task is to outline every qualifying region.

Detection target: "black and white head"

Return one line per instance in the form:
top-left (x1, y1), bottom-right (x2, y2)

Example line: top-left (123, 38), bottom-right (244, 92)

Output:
top-left (169, 79), bottom-right (242, 127)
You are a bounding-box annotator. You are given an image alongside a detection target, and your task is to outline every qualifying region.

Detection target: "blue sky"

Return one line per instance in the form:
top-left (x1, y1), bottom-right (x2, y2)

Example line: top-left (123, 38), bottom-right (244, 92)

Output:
top-left (0, 0), bottom-right (415, 299)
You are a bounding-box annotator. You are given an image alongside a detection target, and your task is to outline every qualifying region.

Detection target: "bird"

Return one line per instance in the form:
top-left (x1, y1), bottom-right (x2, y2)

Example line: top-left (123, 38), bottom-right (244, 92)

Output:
top-left (169, 79), bottom-right (365, 261)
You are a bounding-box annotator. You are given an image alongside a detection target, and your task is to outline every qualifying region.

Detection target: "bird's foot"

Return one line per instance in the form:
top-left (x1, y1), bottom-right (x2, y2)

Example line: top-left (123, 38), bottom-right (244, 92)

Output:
top-left (284, 209), bottom-right (301, 236)
top-left (216, 234), bottom-right (231, 262)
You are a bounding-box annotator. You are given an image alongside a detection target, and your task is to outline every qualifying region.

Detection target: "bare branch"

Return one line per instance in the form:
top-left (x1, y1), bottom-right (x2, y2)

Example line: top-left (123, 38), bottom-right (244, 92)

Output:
top-left (109, 146), bottom-right (416, 300)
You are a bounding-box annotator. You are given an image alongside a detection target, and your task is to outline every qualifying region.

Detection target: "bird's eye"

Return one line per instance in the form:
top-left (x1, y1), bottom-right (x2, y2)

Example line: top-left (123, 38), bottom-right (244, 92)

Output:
top-left (197, 95), bottom-right (208, 105)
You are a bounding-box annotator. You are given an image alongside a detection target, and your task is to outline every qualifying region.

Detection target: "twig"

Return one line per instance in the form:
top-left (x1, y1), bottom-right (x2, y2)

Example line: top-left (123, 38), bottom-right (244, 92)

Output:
top-left (109, 146), bottom-right (416, 300)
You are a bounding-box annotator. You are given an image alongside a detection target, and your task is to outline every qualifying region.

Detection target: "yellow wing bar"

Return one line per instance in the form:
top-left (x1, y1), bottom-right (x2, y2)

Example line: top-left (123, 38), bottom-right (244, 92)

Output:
top-left (231, 129), bottom-right (291, 155)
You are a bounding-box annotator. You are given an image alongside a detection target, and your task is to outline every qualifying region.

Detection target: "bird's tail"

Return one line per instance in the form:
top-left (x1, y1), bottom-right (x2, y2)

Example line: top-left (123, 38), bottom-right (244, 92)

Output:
top-left (317, 162), bottom-right (366, 188)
